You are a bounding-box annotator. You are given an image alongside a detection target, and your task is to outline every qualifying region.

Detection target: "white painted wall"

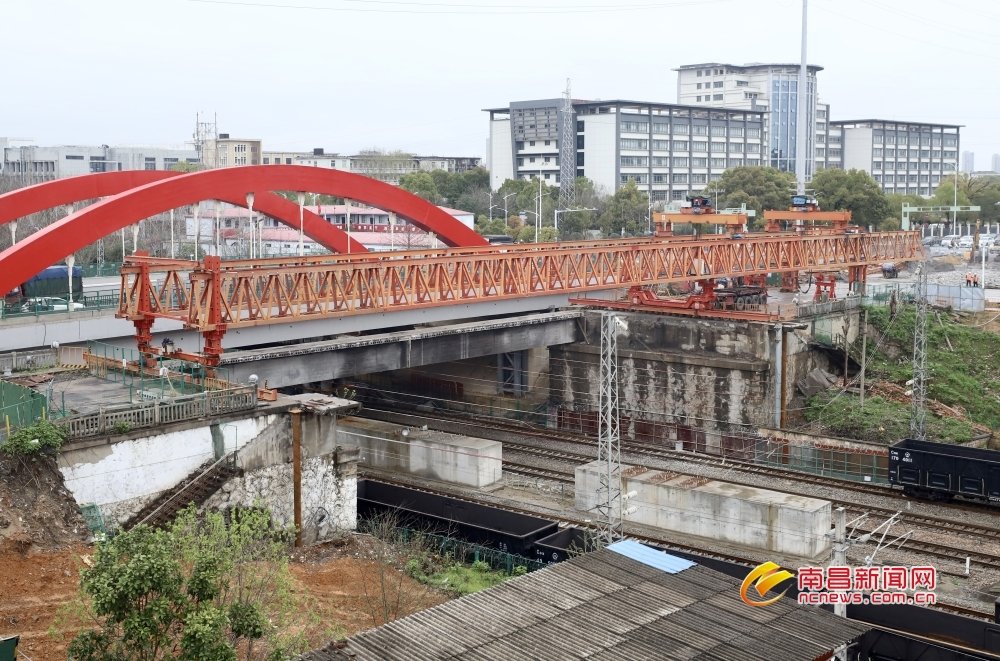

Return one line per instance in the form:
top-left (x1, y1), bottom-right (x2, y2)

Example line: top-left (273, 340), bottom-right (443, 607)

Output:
top-left (843, 127), bottom-right (874, 171)
top-left (582, 114), bottom-right (618, 193)
top-left (59, 414), bottom-right (277, 523)
top-left (489, 118), bottom-right (514, 190)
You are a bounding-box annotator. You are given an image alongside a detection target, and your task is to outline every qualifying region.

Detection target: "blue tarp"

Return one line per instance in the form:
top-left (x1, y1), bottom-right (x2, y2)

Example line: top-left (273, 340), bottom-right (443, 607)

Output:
top-left (29, 266), bottom-right (82, 281)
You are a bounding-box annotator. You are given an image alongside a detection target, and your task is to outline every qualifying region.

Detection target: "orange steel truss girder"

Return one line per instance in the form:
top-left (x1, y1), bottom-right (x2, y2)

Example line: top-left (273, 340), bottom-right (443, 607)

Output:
top-left (119, 231), bottom-right (922, 334)
top-left (763, 210), bottom-right (853, 222)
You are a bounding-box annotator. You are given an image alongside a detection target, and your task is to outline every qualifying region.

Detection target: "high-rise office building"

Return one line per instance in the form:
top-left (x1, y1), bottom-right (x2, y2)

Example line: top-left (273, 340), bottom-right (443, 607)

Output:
top-left (675, 63), bottom-right (821, 181)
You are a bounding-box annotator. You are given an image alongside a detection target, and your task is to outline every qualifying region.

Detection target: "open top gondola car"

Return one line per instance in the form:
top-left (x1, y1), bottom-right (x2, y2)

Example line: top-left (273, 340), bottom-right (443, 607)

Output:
top-left (889, 438), bottom-right (1000, 503)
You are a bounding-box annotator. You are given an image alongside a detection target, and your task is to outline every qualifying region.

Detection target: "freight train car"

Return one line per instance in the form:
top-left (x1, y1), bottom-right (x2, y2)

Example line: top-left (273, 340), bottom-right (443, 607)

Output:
top-left (888, 439), bottom-right (1000, 503)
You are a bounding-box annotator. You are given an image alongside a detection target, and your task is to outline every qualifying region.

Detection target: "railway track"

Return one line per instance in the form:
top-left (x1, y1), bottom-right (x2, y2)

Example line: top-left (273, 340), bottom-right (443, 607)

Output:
top-left (361, 472), bottom-right (998, 622)
top-left (359, 407), bottom-right (1000, 568)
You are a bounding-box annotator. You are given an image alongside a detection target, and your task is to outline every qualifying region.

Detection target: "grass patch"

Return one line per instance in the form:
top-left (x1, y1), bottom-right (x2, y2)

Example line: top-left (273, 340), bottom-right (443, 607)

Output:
top-left (407, 556), bottom-right (524, 596)
top-left (861, 306), bottom-right (1000, 431)
top-left (803, 391), bottom-right (973, 445)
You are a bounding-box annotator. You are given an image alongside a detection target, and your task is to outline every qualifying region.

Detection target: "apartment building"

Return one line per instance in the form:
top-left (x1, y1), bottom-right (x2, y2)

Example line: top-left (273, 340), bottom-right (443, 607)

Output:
top-left (200, 134), bottom-right (262, 168)
top-left (834, 119), bottom-right (960, 197)
top-left (487, 99), bottom-right (764, 202)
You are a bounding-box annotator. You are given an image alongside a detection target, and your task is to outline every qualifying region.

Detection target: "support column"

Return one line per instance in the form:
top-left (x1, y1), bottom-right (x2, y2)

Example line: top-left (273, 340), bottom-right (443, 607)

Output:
top-left (291, 407), bottom-right (303, 548)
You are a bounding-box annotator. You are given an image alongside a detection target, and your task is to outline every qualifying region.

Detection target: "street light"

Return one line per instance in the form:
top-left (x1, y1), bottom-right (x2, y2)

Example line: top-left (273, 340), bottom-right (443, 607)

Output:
top-left (502, 192), bottom-right (516, 225)
top-left (521, 210), bottom-right (540, 242)
top-left (246, 192), bottom-right (255, 259)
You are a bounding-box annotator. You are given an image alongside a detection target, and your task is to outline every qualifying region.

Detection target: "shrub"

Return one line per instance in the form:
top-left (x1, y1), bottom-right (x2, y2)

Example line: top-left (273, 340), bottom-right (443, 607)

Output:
top-left (1, 420), bottom-right (66, 457)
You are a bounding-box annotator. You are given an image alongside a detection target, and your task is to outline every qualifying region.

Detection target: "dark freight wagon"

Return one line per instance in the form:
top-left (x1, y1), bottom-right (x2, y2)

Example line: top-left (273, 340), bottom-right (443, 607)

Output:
top-left (357, 480), bottom-right (557, 555)
top-left (888, 438), bottom-right (1000, 503)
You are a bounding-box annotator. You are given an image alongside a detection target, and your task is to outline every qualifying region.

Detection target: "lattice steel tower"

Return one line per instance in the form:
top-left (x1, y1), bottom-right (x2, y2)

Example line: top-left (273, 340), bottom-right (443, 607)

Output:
top-left (597, 312), bottom-right (624, 544)
top-left (559, 79), bottom-right (576, 208)
top-left (909, 264), bottom-right (929, 440)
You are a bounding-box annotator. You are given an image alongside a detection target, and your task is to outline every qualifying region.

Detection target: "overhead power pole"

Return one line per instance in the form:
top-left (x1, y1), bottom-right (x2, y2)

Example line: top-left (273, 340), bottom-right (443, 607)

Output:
top-left (597, 312), bottom-right (624, 544)
top-left (910, 265), bottom-right (929, 440)
top-left (559, 78), bottom-right (576, 208)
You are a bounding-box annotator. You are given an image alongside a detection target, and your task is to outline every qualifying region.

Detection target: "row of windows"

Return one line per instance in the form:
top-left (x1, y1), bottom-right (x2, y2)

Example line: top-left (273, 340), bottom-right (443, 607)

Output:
top-left (695, 94), bottom-right (725, 102)
top-left (620, 158), bottom-right (761, 171)
top-left (694, 81), bottom-right (726, 89)
top-left (617, 122), bottom-right (757, 137)
top-left (620, 139), bottom-right (760, 153)
top-left (873, 148), bottom-right (954, 159)
top-left (872, 134), bottom-right (958, 147)
top-left (873, 161), bottom-right (954, 171)
top-left (875, 174), bottom-right (942, 184)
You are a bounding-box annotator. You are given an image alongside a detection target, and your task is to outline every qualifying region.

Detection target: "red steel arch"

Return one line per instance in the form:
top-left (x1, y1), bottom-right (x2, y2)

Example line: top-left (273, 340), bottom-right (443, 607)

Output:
top-left (0, 165), bottom-right (485, 294)
top-left (0, 170), bottom-right (367, 258)
top-left (0, 171), bottom-right (178, 224)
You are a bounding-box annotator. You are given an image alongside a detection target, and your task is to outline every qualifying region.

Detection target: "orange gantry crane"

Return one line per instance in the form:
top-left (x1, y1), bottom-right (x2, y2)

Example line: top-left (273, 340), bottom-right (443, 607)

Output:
top-left (119, 230), bottom-right (922, 368)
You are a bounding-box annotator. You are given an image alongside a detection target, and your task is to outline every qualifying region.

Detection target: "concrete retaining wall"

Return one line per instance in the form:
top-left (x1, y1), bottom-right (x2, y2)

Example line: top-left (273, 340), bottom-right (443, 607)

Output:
top-left (337, 416), bottom-right (502, 487)
top-left (575, 460), bottom-right (831, 558)
top-left (58, 414), bottom-right (278, 524)
top-left (206, 448), bottom-right (359, 544)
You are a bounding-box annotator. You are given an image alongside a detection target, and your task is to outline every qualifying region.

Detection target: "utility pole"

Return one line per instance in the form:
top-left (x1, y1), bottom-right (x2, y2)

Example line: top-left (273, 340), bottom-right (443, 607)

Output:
top-left (859, 309), bottom-right (868, 408)
top-left (597, 312), bottom-right (625, 544)
top-left (910, 264), bottom-right (929, 440)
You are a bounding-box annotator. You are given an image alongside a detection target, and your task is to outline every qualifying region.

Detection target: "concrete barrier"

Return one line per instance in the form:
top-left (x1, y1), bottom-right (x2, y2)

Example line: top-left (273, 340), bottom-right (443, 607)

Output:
top-left (337, 416), bottom-right (502, 488)
top-left (575, 460), bottom-right (831, 558)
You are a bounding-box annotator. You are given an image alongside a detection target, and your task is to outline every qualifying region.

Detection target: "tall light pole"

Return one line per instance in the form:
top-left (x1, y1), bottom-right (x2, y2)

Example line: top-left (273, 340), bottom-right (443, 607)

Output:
top-left (345, 198), bottom-right (353, 254)
top-left (537, 175), bottom-right (543, 243)
top-left (795, 0), bottom-right (809, 195)
top-left (169, 209), bottom-right (175, 258)
top-left (503, 192), bottom-right (516, 226)
top-left (297, 191), bottom-right (306, 257)
top-left (488, 190), bottom-right (495, 222)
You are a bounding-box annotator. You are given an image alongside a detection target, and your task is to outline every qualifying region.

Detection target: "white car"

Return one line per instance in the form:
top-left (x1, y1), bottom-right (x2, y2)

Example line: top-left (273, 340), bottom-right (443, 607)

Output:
top-left (940, 234), bottom-right (961, 248)
top-left (957, 236), bottom-right (975, 249)
top-left (20, 297), bottom-right (86, 312)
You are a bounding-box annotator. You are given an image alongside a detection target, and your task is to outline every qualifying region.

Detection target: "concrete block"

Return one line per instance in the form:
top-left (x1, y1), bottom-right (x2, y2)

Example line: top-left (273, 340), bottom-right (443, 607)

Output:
top-left (575, 460), bottom-right (831, 558)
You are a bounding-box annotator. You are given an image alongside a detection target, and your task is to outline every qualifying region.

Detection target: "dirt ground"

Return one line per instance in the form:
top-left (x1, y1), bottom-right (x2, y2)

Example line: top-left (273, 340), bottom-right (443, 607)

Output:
top-left (0, 454), bottom-right (445, 660)
top-left (0, 534), bottom-right (446, 661)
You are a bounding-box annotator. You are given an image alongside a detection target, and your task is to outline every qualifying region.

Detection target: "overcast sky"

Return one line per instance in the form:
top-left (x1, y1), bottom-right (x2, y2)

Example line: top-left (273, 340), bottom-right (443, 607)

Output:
top-left (5, 0), bottom-right (998, 169)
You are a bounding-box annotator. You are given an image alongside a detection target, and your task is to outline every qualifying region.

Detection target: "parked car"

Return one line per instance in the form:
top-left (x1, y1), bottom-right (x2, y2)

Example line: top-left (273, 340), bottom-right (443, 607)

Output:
top-left (940, 234), bottom-right (961, 248)
top-left (980, 233), bottom-right (997, 248)
top-left (922, 236), bottom-right (942, 247)
top-left (19, 297), bottom-right (85, 312)
top-left (957, 236), bottom-right (975, 249)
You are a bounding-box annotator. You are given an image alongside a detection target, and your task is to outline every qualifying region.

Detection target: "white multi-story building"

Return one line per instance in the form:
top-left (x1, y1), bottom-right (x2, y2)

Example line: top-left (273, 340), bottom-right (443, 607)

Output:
top-left (487, 99), bottom-right (764, 202)
top-left (0, 138), bottom-right (198, 180)
top-left (675, 62), bottom-right (821, 180)
top-left (834, 119), bottom-right (960, 197)
top-left (260, 148), bottom-right (481, 184)
top-left (961, 150), bottom-right (975, 173)
top-left (200, 134), bottom-right (262, 167)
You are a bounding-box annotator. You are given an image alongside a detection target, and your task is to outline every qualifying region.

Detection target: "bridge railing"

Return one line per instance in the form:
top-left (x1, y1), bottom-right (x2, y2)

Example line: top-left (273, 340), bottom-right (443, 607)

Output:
top-left (0, 289), bottom-right (121, 320)
top-left (59, 385), bottom-right (257, 440)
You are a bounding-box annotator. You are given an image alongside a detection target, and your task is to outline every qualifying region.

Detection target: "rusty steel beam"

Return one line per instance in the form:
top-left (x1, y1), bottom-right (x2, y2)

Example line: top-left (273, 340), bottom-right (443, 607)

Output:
top-left (118, 231), bottom-right (922, 366)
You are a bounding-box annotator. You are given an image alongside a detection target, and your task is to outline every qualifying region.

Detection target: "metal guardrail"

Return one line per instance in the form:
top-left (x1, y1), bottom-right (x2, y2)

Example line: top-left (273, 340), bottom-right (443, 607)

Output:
top-left (792, 295), bottom-right (862, 318)
top-left (0, 289), bottom-right (121, 320)
top-left (59, 386), bottom-right (257, 440)
top-left (0, 348), bottom-right (59, 373)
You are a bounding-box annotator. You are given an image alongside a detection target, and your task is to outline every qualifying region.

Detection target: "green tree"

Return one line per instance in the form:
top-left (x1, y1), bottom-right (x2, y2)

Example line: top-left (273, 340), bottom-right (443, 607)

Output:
top-left (557, 177), bottom-right (607, 239)
top-left (399, 171), bottom-right (443, 205)
top-left (598, 180), bottom-right (648, 237)
top-left (810, 168), bottom-right (891, 229)
top-left (170, 161), bottom-right (206, 173)
top-left (701, 167), bottom-right (796, 226)
top-left (66, 506), bottom-right (322, 661)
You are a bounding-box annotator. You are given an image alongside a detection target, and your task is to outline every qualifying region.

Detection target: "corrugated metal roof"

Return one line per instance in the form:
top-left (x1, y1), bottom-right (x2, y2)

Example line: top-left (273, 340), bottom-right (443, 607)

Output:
top-left (606, 538), bottom-right (697, 574)
top-left (300, 548), bottom-right (869, 661)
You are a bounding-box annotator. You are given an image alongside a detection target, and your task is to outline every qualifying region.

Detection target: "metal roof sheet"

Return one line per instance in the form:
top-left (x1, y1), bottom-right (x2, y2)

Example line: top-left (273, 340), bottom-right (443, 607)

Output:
top-left (607, 538), bottom-right (697, 574)
top-left (300, 548), bottom-right (869, 661)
